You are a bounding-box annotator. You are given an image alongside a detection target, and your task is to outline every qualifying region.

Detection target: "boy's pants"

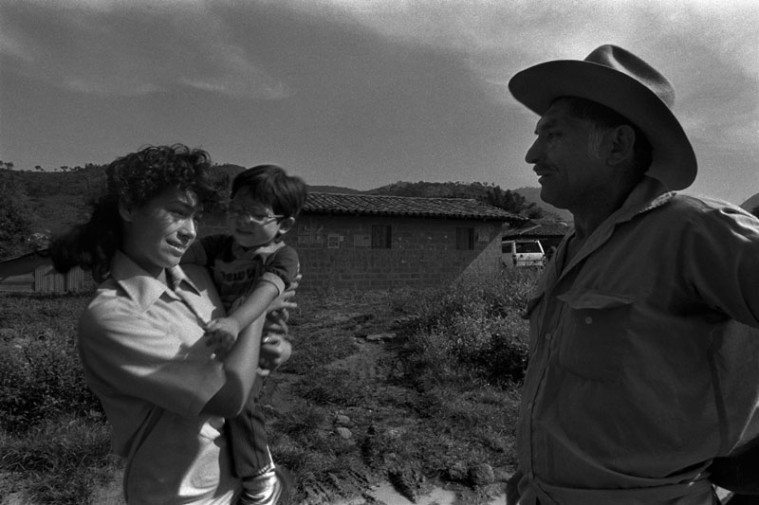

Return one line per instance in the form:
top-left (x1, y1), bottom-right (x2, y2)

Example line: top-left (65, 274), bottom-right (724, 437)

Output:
top-left (226, 378), bottom-right (273, 478)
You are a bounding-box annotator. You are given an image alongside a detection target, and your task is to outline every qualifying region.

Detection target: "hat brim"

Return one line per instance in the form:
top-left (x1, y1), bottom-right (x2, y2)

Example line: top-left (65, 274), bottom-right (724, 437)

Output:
top-left (509, 60), bottom-right (697, 191)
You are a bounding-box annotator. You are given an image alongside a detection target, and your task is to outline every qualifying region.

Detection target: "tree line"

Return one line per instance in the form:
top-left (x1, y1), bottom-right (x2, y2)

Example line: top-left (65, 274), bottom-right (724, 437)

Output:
top-left (0, 164), bottom-right (543, 260)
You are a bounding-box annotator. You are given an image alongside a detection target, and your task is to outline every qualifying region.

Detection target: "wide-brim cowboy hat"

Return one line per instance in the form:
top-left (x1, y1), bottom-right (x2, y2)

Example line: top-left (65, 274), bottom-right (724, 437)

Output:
top-left (740, 193), bottom-right (759, 216)
top-left (509, 44), bottom-right (697, 191)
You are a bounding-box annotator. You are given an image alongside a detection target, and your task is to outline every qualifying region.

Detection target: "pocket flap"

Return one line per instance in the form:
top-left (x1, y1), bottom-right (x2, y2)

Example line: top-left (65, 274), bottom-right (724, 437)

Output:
top-left (558, 290), bottom-right (635, 310)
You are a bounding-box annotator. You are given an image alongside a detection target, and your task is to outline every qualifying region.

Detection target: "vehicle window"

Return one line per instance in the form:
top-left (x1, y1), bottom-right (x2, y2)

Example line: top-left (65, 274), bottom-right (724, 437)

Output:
top-left (516, 241), bottom-right (542, 253)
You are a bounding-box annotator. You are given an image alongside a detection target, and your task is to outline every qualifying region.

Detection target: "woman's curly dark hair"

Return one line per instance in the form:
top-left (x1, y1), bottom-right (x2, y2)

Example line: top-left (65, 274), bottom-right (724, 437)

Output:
top-left (51, 144), bottom-right (220, 282)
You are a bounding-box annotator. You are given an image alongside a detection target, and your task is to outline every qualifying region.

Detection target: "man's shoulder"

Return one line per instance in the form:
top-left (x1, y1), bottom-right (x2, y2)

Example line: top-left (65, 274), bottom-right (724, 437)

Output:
top-left (647, 192), bottom-right (740, 222)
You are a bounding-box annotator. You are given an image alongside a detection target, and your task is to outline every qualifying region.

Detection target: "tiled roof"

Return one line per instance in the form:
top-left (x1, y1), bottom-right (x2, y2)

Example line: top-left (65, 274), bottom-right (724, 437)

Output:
top-left (303, 193), bottom-right (525, 222)
top-left (505, 220), bottom-right (572, 237)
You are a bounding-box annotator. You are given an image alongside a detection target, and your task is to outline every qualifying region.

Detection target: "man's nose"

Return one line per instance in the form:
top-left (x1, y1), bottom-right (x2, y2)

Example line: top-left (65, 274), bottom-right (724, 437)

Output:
top-left (525, 138), bottom-right (541, 164)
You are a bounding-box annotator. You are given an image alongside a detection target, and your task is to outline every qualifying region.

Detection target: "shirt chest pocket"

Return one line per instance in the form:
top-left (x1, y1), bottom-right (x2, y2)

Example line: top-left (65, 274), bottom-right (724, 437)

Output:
top-left (556, 291), bottom-right (635, 382)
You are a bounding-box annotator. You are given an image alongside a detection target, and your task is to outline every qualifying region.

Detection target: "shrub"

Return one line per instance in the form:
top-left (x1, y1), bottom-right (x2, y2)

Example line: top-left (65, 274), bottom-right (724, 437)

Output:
top-left (398, 269), bottom-right (537, 387)
top-left (0, 326), bottom-right (101, 432)
top-left (0, 294), bottom-right (101, 433)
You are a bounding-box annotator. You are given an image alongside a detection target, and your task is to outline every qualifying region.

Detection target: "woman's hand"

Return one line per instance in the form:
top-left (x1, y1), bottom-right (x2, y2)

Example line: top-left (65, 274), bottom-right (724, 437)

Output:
top-left (258, 306), bottom-right (292, 371)
top-left (259, 334), bottom-right (292, 372)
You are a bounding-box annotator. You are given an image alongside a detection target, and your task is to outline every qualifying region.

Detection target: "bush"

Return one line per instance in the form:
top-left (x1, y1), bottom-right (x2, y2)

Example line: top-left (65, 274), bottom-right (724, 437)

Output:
top-left (398, 269), bottom-right (537, 387)
top-left (0, 326), bottom-right (101, 432)
top-left (0, 294), bottom-right (101, 433)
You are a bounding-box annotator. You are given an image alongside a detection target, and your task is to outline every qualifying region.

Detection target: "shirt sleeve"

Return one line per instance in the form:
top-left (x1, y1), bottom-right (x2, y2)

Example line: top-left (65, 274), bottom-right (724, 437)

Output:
top-left (682, 203), bottom-right (759, 326)
top-left (78, 302), bottom-right (225, 417)
top-left (258, 245), bottom-right (299, 294)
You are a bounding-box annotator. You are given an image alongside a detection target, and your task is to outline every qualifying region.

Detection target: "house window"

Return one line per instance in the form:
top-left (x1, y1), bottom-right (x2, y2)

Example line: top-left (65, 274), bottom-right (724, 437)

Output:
top-left (456, 227), bottom-right (475, 250)
top-left (371, 225), bottom-right (391, 249)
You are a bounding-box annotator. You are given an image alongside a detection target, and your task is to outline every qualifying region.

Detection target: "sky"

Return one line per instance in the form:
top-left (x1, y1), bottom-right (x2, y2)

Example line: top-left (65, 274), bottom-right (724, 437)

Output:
top-left (1, 0), bottom-right (757, 205)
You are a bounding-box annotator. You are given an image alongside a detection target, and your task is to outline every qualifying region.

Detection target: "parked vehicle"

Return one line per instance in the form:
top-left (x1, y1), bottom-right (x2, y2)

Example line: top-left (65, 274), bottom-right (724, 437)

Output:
top-left (502, 239), bottom-right (545, 268)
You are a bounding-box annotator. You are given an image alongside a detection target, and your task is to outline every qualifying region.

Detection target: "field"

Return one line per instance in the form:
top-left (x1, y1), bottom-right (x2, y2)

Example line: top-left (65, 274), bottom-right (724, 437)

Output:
top-left (0, 269), bottom-right (537, 505)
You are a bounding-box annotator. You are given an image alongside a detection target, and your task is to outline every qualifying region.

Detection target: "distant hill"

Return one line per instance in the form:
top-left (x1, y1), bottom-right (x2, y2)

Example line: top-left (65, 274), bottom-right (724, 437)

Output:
top-left (2, 165), bottom-right (570, 255)
top-left (308, 185), bottom-right (362, 194)
top-left (513, 187), bottom-right (573, 222)
top-left (367, 181), bottom-right (568, 221)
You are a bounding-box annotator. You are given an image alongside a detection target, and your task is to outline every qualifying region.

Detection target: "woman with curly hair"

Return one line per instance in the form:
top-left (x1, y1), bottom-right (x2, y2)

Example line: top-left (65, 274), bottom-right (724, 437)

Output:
top-left (52, 144), bottom-right (294, 505)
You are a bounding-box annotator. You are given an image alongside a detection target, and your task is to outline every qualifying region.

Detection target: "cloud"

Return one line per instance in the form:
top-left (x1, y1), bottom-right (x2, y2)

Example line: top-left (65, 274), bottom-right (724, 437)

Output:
top-left (0, 0), bottom-right (289, 98)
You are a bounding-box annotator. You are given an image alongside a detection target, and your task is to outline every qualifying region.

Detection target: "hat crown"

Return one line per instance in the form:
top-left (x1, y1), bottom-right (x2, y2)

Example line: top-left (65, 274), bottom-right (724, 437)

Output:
top-left (584, 45), bottom-right (675, 108)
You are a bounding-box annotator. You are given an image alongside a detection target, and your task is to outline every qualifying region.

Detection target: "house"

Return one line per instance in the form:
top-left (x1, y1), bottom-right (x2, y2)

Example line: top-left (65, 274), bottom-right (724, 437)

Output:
top-left (203, 192), bottom-right (524, 291)
top-left (0, 250), bottom-right (90, 293)
top-left (1, 193), bottom-right (523, 293)
top-left (502, 219), bottom-right (572, 258)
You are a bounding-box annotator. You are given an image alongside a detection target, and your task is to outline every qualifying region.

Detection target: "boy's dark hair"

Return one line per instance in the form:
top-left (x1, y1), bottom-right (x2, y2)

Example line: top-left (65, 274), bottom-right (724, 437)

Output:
top-left (51, 144), bottom-right (219, 282)
top-left (231, 165), bottom-right (308, 219)
top-left (556, 96), bottom-right (653, 178)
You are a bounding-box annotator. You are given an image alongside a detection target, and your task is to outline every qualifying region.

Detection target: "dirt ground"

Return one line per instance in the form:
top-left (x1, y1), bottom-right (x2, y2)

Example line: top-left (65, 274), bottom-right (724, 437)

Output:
top-left (0, 289), bottom-right (511, 505)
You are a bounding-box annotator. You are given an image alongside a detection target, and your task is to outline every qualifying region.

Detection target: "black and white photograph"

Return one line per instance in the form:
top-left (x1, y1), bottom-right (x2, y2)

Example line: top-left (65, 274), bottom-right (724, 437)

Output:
top-left (1, 1), bottom-right (759, 504)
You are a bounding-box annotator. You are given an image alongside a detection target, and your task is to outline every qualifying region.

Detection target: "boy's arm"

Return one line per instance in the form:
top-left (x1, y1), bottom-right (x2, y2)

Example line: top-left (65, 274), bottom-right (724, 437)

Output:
top-left (224, 281), bottom-right (281, 334)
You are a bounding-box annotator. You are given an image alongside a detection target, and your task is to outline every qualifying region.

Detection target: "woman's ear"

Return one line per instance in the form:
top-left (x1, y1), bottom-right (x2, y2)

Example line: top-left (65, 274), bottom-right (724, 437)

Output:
top-left (277, 217), bottom-right (296, 236)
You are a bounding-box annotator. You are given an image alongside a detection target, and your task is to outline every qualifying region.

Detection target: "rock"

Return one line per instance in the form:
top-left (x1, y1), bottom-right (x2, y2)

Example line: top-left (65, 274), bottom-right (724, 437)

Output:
top-left (336, 427), bottom-right (352, 439)
top-left (388, 466), bottom-right (425, 503)
top-left (468, 463), bottom-right (495, 486)
top-left (446, 461), bottom-right (468, 482)
top-left (366, 332), bottom-right (397, 342)
top-left (335, 414), bottom-right (351, 426)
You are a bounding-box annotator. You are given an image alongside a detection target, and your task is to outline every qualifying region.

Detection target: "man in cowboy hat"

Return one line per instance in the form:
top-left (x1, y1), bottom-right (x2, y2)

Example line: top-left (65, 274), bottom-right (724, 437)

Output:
top-left (506, 44), bottom-right (759, 505)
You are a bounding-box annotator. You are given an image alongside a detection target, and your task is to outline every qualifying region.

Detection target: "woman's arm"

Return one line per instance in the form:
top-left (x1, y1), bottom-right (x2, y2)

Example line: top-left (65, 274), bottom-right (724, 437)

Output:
top-left (201, 284), bottom-right (298, 417)
top-left (201, 314), bottom-right (265, 418)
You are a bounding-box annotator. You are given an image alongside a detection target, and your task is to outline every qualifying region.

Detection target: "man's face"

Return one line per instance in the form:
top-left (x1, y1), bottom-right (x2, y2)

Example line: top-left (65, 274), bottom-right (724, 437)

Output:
top-left (122, 187), bottom-right (201, 276)
top-left (525, 99), bottom-right (612, 210)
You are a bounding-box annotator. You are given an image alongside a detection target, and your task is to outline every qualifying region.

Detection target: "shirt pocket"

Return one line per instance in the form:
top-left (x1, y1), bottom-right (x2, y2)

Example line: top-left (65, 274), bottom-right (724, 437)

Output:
top-left (556, 290), bottom-right (635, 382)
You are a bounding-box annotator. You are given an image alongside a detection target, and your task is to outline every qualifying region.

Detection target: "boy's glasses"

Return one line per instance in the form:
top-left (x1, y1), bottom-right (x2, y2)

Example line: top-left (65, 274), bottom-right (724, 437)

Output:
top-left (228, 205), bottom-right (284, 224)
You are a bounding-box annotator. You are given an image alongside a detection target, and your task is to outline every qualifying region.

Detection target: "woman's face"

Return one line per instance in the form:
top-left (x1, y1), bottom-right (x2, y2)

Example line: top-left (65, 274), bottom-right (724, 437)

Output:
top-left (121, 186), bottom-right (201, 277)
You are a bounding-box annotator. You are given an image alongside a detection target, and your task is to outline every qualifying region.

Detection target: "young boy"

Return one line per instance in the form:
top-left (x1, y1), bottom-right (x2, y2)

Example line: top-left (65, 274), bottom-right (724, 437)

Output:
top-left (182, 164), bottom-right (307, 505)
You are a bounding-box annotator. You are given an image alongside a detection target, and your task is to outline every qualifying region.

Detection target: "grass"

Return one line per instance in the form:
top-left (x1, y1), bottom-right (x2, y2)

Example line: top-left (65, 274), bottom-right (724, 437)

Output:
top-left (0, 268), bottom-right (538, 504)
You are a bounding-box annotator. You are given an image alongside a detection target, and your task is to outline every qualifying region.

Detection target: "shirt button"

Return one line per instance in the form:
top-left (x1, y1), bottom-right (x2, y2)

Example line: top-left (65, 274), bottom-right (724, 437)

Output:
top-left (584, 316), bottom-right (593, 324)
top-left (545, 332), bottom-right (552, 341)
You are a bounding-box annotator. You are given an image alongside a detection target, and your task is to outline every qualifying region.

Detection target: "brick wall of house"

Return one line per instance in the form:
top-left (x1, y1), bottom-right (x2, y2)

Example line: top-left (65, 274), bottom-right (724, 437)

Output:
top-left (200, 214), bottom-right (507, 291)
top-left (294, 215), bottom-right (504, 290)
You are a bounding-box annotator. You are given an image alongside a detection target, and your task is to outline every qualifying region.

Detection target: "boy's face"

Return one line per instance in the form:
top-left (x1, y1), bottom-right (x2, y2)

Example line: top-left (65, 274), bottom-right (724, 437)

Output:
top-left (226, 189), bottom-right (289, 248)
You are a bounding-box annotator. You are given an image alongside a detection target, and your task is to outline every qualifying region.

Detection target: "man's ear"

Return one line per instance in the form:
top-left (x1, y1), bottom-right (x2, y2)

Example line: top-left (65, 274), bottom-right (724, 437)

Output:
top-left (607, 124), bottom-right (636, 166)
top-left (118, 200), bottom-right (134, 223)
top-left (277, 217), bottom-right (296, 236)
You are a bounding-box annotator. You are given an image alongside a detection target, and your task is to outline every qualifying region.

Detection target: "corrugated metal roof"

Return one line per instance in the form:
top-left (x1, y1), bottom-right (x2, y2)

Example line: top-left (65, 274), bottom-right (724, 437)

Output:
top-left (303, 193), bottom-right (525, 222)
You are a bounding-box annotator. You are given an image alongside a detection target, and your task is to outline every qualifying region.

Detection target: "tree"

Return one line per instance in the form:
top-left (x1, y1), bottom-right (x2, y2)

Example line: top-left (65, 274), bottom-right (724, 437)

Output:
top-left (0, 173), bottom-right (33, 259)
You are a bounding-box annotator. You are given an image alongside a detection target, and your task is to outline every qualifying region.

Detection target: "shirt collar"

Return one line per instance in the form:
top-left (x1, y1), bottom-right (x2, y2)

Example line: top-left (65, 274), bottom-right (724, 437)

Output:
top-left (110, 251), bottom-right (201, 312)
top-left (552, 177), bottom-right (677, 286)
